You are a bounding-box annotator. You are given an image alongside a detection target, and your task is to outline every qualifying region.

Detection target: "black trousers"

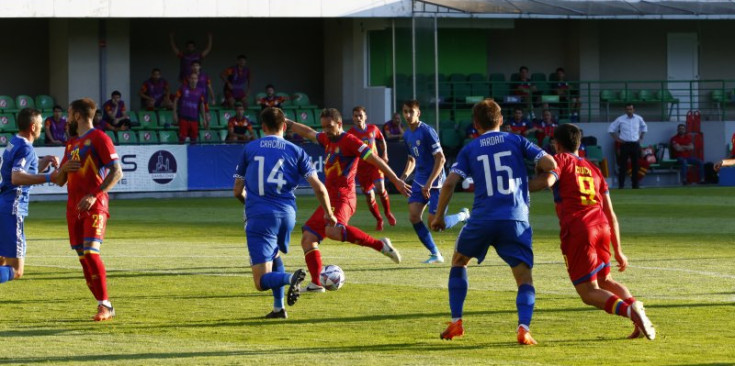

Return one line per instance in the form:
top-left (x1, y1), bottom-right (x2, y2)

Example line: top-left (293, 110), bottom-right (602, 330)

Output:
top-left (618, 141), bottom-right (640, 189)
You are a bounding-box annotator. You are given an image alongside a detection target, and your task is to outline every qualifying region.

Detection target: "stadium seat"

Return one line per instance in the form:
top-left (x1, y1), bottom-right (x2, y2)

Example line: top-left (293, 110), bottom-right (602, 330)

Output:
top-left (218, 110), bottom-right (235, 128)
top-left (440, 119), bottom-right (456, 129)
top-left (291, 92), bottom-right (317, 108)
top-left (0, 113), bottom-right (18, 132)
top-left (199, 129), bottom-right (221, 143)
top-left (138, 130), bottom-right (159, 144)
top-left (128, 110), bottom-right (138, 124)
top-left (0, 133), bottom-right (13, 146)
top-left (35, 95), bottom-right (54, 112)
top-left (458, 119), bottom-right (473, 135)
top-left (158, 130), bottom-right (178, 144)
top-left (135, 111), bottom-right (159, 130)
top-left (15, 95), bottom-right (35, 109)
top-left (117, 131), bottom-right (138, 144)
top-left (217, 128), bottom-right (229, 142)
top-left (296, 109), bottom-right (317, 126)
top-left (439, 127), bottom-right (462, 153)
top-left (157, 110), bottom-right (175, 129)
top-left (586, 145), bottom-right (604, 163)
top-left (0, 95), bottom-right (16, 112)
top-left (277, 92), bottom-right (294, 109)
top-left (104, 130), bottom-right (117, 144)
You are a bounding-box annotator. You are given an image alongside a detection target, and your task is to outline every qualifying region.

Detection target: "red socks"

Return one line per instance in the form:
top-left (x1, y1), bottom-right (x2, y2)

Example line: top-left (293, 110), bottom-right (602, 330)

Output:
top-left (305, 249), bottom-right (323, 285)
top-left (379, 190), bottom-right (392, 216)
top-left (344, 225), bottom-right (383, 251)
top-left (83, 252), bottom-right (108, 301)
top-left (365, 195), bottom-right (382, 221)
top-left (604, 295), bottom-right (631, 318)
top-left (78, 257), bottom-right (98, 298)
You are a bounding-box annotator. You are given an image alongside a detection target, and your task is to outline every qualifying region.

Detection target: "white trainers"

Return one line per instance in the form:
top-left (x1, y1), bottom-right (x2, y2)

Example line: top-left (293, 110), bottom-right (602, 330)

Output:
top-left (630, 301), bottom-right (656, 340)
top-left (460, 208), bottom-right (470, 223)
top-left (380, 238), bottom-right (401, 264)
top-left (304, 282), bottom-right (325, 293)
top-left (423, 254), bottom-right (444, 264)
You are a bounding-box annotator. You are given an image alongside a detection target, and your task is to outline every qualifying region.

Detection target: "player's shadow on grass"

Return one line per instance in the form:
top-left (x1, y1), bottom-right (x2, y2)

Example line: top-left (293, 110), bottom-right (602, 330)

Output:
top-left (26, 268), bottom-right (249, 281)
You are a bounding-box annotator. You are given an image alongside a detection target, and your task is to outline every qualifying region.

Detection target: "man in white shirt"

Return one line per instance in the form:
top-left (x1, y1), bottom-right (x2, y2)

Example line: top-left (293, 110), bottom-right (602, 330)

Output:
top-left (608, 104), bottom-right (647, 189)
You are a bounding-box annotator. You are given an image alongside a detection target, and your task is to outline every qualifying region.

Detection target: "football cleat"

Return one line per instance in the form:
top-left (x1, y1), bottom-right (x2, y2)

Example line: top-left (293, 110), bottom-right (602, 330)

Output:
top-left (304, 282), bottom-right (326, 293)
top-left (630, 301), bottom-right (656, 340)
top-left (93, 304), bottom-right (115, 322)
top-left (376, 219), bottom-right (384, 232)
top-left (287, 269), bottom-right (306, 306)
top-left (380, 238), bottom-right (401, 264)
top-left (440, 320), bottom-right (465, 340)
top-left (627, 325), bottom-right (643, 339)
top-left (517, 325), bottom-right (537, 345)
top-left (423, 254), bottom-right (445, 264)
top-left (460, 208), bottom-right (471, 223)
top-left (265, 309), bottom-right (287, 319)
top-left (386, 212), bottom-right (397, 226)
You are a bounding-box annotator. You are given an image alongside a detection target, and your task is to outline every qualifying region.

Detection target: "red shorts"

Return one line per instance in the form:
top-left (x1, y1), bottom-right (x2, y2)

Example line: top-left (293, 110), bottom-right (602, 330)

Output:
top-left (67, 210), bottom-right (109, 246)
top-left (179, 118), bottom-right (199, 143)
top-left (356, 164), bottom-right (384, 193)
top-left (303, 196), bottom-right (356, 241)
top-left (560, 223), bottom-right (611, 285)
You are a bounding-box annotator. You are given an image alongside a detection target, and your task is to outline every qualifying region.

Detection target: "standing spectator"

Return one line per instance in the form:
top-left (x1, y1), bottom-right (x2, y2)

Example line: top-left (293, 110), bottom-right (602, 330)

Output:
top-left (513, 66), bottom-right (537, 112)
top-left (382, 112), bottom-right (404, 141)
top-left (170, 32), bottom-right (213, 82)
top-left (44, 105), bottom-right (68, 145)
top-left (173, 73), bottom-right (211, 144)
top-left (226, 103), bottom-right (256, 143)
top-left (0, 108), bottom-right (59, 286)
top-left (257, 85), bottom-right (287, 110)
top-left (221, 55), bottom-right (252, 109)
top-left (190, 61), bottom-right (217, 106)
top-left (101, 91), bottom-right (131, 132)
top-left (508, 107), bottom-right (531, 136)
top-left (670, 124), bottom-right (705, 184)
top-left (139, 68), bottom-right (172, 110)
top-left (608, 104), bottom-right (647, 189)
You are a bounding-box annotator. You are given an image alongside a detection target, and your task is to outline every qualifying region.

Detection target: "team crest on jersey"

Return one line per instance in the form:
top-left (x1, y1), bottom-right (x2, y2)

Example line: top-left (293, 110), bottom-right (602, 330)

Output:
top-left (84, 139), bottom-right (92, 146)
top-left (416, 140), bottom-right (421, 146)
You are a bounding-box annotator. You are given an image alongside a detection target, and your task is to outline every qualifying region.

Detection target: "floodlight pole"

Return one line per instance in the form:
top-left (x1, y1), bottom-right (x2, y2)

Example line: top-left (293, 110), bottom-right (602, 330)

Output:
top-left (392, 19), bottom-right (397, 115)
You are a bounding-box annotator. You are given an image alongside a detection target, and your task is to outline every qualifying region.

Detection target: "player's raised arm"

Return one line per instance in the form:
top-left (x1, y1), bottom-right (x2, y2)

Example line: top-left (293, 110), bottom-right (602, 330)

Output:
top-left (430, 172), bottom-right (461, 231)
top-left (364, 153), bottom-right (409, 197)
top-left (305, 173), bottom-right (337, 226)
top-left (602, 192), bottom-right (627, 272)
top-left (286, 119), bottom-right (318, 142)
top-left (169, 32), bottom-right (180, 55)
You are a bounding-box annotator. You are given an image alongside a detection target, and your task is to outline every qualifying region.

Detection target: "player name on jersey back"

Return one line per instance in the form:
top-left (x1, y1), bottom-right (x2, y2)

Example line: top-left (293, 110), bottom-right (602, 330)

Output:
top-left (479, 134), bottom-right (505, 147)
top-left (260, 139), bottom-right (287, 149)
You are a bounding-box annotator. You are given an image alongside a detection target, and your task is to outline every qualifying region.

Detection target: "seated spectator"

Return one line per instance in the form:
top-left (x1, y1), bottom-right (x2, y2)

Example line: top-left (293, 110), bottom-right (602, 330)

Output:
top-left (465, 122), bottom-right (479, 140)
top-left (508, 107), bottom-right (530, 135)
top-left (44, 105), bottom-right (67, 145)
top-left (670, 123), bottom-right (705, 184)
top-left (526, 109), bottom-right (558, 144)
top-left (542, 136), bottom-right (556, 155)
top-left (92, 109), bottom-right (103, 130)
top-left (221, 55), bottom-right (251, 109)
top-left (190, 61), bottom-right (217, 105)
top-left (500, 123), bottom-right (512, 133)
top-left (226, 103), bottom-right (256, 143)
top-left (257, 84), bottom-right (287, 110)
top-left (513, 66), bottom-right (537, 110)
top-left (102, 91), bottom-right (131, 132)
top-left (551, 67), bottom-right (581, 121)
top-left (383, 112), bottom-right (404, 141)
top-left (140, 68), bottom-right (173, 110)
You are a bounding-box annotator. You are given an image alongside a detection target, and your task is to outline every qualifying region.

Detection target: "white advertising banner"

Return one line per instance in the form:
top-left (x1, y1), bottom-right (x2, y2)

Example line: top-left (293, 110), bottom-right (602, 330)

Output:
top-left (33, 145), bottom-right (188, 194)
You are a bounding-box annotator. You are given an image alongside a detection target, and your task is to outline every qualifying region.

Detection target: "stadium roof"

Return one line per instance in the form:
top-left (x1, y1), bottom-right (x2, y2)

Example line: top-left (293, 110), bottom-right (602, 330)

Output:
top-left (415, 0), bottom-right (735, 19)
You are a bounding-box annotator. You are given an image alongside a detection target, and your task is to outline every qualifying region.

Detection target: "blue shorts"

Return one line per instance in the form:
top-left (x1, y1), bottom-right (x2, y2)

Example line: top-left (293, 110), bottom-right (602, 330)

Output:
top-left (0, 212), bottom-right (25, 259)
top-left (407, 182), bottom-right (440, 215)
top-left (455, 219), bottom-right (533, 267)
top-left (246, 214), bottom-right (295, 266)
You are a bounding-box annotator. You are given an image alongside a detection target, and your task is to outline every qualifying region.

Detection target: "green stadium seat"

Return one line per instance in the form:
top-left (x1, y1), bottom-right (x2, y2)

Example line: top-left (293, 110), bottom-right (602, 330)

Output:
top-left (0, 133), bottom-right (13, 146)
top-left (138, 130), bottom-right (159, 144)
top-left (218, 110), bottom-right (236, 128)
top-left (282, 109), bottom-right (296, 123)
top-left (541, 95), bottom-right (560, 103)
top-left (439, 127), bottom-right (462, 152)
top-left (637, 89), bottom-right (655, 102)
top-left (157, 110), bottom-right (175, 129)
top-left (291, 92), bottom-right (316, 108)
top-left (15, 95), bottom-right (35, 109)
top-left (135, 111), bottom-right (159, 130)
top-left (217, 128), bottom-right (229, 142)
top-left (458, 120), bottom-right (473, 135)
top-left (0, 96), bottom-right (16, 112)
top-left (117, 130), bottom-right (138, 144)
top-left (34, 130), bottom-right (45, 146)
top-left (585, 145), bottom-right (604, 163)
top-left (199, 129), bottom-right (221, 143)
top-left (128, 110), bottom-right (138, 124)
top-left (104, 130), bottom-right (117, 144)
top-left (454, 109), bottom-right (472, 123)
top-left (296, 109), bottom-right (317, 126)
top-left (35, 95), bottom-right (55, 112)
top-left (159, 130), bottom-right (179, 144)
top-left (277, 92), bottom-right (294, 108)
top-left (440, 120), bottom-right (456, 129)
top-left (0, 113), bottom-right (18, 132)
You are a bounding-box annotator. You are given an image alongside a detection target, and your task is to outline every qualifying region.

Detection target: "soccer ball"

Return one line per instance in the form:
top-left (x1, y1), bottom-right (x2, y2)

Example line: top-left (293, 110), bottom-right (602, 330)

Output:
top-left (320, 265), bottom-right (345, 291)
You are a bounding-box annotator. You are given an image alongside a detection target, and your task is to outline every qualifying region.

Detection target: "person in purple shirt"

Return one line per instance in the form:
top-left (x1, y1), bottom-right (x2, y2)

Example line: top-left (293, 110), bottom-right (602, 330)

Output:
top-left (382, 112), bottom-right (404, 141)
top-left (190, 61), bottom-right (217, 105)
top-left (139, 68), bottom-right (172, 110)
top-left (173, 73), bottom-right (211, 144)
top-left (44, 105), bottom-right (68, 145)
top-left (221, 54), bottom-right (252, 109)
top-left (102, 91), bottom-right (131, 132)
top-left (170, 31), bottom-right (213, 83)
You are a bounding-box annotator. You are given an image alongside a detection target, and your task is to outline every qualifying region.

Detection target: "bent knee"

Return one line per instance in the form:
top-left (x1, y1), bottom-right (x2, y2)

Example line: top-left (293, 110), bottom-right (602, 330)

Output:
top-left (325, 226), bottom-right (343, 241)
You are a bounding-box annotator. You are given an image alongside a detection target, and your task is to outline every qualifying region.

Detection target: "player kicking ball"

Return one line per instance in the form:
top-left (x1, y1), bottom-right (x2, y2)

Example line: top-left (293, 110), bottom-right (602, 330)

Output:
top-left (288, 109), bottom-right (409, 293)
top-left (430, 99), bottom-right (556, 345)
top-left (233, 107), bottom-right (335, 318)
top-left (529, 123), bottom-right (656, 340)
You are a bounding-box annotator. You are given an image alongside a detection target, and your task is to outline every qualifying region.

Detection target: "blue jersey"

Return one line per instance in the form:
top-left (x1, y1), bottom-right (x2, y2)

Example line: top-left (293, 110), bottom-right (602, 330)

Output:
top-left (0, 135), bottom-right (38, 217)
top-left (234, 135), bottom-right (315, 218)
top-left (403, 122), bottom-right (445, 188)
top-left (450, 131), bottom-right (546, 222)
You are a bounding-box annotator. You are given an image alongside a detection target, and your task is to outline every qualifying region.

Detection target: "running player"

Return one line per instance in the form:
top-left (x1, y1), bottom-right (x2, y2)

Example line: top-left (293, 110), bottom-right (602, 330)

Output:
top-left (287, 108), bottom-right (409, 292)
top-left (0, 108), bottom-right (59, 285)
top-left (233, 107), bottom-right (336, 318)
top-left (347, 106), bottom-right (396, 231)
top-left (54, 98), bottom-right (123, 321)
top-left (401, 100), bottom-right (469, 264)
top-left (430, 98), bottom-right (556, 344)
top-left (529, 123), bottom-right (656, 340)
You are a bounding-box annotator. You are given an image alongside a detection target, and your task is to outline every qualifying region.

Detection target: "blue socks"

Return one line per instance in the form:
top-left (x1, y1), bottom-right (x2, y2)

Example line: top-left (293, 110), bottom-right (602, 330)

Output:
top-left (448, 266), bottom-right (468, 319)
top-left (259, 257), bottom-right (290, 309)
top-left (0, 265), bottom-right (15, 283)
top-left (412, 221), bottom-right (439, 255)
top-left (516, 284), bottom-right (536, 327)
top-left (444, 212), bottom-right (463, 230)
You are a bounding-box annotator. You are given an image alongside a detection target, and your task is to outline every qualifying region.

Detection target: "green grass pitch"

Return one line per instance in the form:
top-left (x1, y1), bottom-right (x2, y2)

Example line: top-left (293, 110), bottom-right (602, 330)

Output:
top-left (1, 187), bottom-right (734, 365)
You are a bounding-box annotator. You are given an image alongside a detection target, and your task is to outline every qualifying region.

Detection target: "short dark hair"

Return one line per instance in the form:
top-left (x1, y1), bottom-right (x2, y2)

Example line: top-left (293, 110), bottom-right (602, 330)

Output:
top-left (554, 123), bottom-right (582, 152)
top-left (513, 107), bottom-right (524, 113)
top-left (472, 98), bottom-right (502, 130)
top-left (260, 107), bottom-right (285, 132)
top-left (402, 99), bottom-right (420, 109)
top-left (52, 105), bottom-right (63, 112)
top-left (152, 68), bottom-right (161, 73)
top-left (265, 84), bottom-right (275, 90)
top-left (191, 60), bottom-right (201, 66)
top-left (186, 40), bottom-right (195, 46)
top-left (320, 108), bottom-right (342, 123)
top-left (556, 67), bottom-right (565, 73)
top-left (69, 98), bottom-right (97, 120)
top-left (111, 90), bottom-right (121, 97)
top-left (17, 108), bottom-right (41, 132)
top-left (519, 66), bottom-right (529, 73)
top-left (352, 106), bottom-right (366, 114)
top-left (625, 103), bottom-right (634, 108)
top-left (237, 54), bottom-right (247, 60)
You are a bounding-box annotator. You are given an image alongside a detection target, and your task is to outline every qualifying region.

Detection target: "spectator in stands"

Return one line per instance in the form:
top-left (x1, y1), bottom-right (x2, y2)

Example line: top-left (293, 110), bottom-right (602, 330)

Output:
top-left (101, 91), bottom-right (131, 132)
top-left (170, 31), bottom-right (213, 82)
top-left (542, 136), bottom-right (556, 155)
top-left (139, 68), bottom-right (173, 110)
top-left (670, 123), bottom-right (705, 185)
top-left (383, 112), bottom-right (404, 141)
top-left (465, 122), bottom-right (479, 140)
top-left (513, 66), bottom-right (537, 111)
top-left (508, 107), bottom-right (531, 135)
top-left (92, 109), bottom-right (103, 130)
top-left (173, 73), bottom-right (210, 144)
top-left (533, 109), bottom-right (558, 144)
top-left (44, 105), bottom-right (67, 145)
top-left (190, 61), bottom-right (217, 106)
top-left (551, 67), bottom-right (581, 121)
top-left (500, 123), bottom-right (512, 133)
top-left (226, 103), bottom-right (256, 143)
top-left (608, 103), bottom-right (647, 189)
top-left (221, 55), bottom-right (252, 109)
top-left (257, 84), bottom-right (287, 110)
